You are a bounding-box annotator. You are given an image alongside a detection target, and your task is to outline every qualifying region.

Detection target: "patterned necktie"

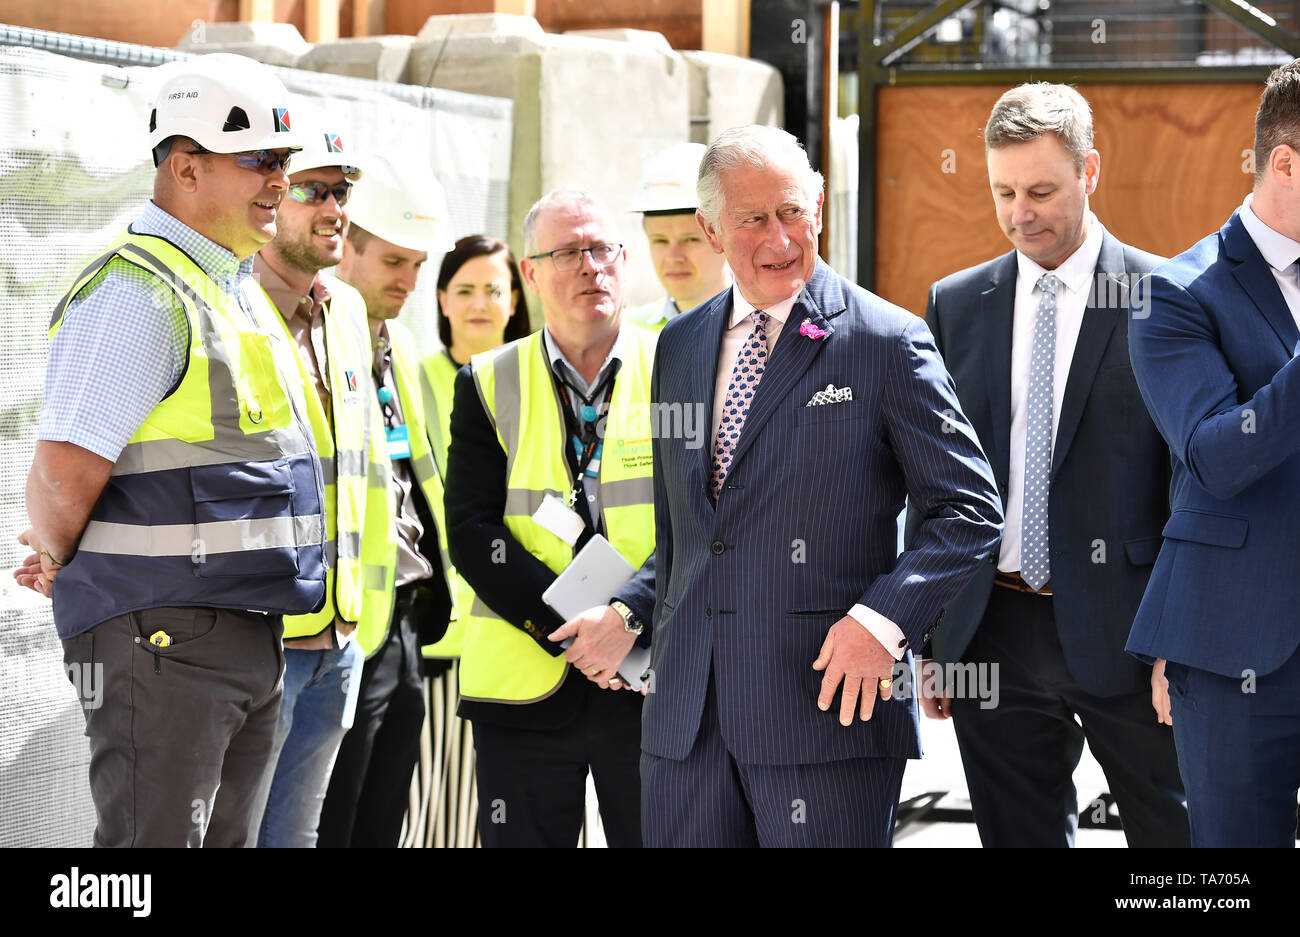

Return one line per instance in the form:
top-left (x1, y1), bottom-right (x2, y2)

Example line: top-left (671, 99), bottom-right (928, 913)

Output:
top-left (1021, 273), bottom-right (1059, 591)
top-left (710, 311), bottom-right (770, 501)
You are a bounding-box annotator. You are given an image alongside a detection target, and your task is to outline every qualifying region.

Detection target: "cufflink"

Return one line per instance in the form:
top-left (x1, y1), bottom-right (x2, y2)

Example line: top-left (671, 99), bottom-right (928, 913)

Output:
top-left (897, 637), bottom-right (908, 650)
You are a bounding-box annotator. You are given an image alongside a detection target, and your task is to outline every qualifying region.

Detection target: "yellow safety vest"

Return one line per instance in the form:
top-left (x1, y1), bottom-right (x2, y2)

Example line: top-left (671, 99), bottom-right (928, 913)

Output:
top-left (352, 319), bottom-right (455, 658)
top-left (458, 328), bottom-right (657, 704)
top-left (257, 278), bottom-right (394, 650)
top-left (47, 232), bottom-right (327, 635)
top-left (627, 297), bottom-right (676, 334)
top-left (416, 349), bottom-right (475, 658)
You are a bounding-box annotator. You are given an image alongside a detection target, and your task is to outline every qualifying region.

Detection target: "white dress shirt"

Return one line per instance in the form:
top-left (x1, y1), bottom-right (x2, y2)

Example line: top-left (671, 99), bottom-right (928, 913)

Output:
top-left (1238, 193), bottom-right (1300, 333)
top-left (998, 213), bottom-right (1104, 574)
top-left (712, 286), bottom-right (908, 660)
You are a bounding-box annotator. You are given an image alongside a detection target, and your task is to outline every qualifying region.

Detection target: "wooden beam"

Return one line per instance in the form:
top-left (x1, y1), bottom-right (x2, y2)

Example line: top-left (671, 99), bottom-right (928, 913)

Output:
top-left (702, 0), bottom-right (750, 57)
top-left (353, 0), bottom-right (371, 38)
top-left (305, 0), bottom-right (340, 43)
top-left (495, 0), bottom-right (536, 17)
top-left (238, 0), bottom-right (275, 23)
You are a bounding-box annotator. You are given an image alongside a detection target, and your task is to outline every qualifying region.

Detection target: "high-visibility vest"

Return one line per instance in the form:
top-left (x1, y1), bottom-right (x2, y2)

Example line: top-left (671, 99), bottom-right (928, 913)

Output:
top-left (416, 349), bottom-right (475, 659)
top-left (352, 319), bottom-right (453, 658)
top-left (47, 232), bottom-right (327, 637)
top-left (458, 328), bottom-right (657, 704)
top-left (627, 297), bottom-right (675, 333)
top-left (257, 277), bottom-right (394, 651)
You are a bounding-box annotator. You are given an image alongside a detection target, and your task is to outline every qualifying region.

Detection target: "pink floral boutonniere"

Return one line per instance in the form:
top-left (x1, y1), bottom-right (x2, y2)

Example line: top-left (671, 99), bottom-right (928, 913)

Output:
top-left (799, 318), bottom-right (827, 340)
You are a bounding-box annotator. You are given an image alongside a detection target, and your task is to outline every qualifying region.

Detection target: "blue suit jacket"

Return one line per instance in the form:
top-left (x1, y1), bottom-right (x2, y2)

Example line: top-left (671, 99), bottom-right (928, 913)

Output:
top-left (919, 230), bottom-right (1168, 697)
top-left (1127, 209), bottom-right (1300, 678)
top-left (643, 260), bottom-right (1003, 765)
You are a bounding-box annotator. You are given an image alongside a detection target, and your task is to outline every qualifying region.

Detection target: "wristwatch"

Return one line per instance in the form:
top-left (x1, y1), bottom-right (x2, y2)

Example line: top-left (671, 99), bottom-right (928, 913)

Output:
top-left (610, 600), bottom-right (644, 636)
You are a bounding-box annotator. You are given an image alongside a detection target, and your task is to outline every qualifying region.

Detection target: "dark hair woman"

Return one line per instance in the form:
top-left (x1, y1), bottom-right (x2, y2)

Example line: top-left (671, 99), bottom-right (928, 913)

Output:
top-left (435, 235), bottom-right (531, 362)
top-left (420, 235), bottom-right (531, 666)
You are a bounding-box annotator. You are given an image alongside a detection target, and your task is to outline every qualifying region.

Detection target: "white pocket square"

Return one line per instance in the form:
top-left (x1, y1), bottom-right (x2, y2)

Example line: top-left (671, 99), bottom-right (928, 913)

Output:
top-left (805, 384), bottom-right (853, 407)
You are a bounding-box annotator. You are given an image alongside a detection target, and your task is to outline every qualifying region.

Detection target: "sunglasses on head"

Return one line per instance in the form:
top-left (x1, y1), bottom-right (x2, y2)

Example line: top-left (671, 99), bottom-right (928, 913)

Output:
top-left (185, 147), bottom-right (295, 174)
top-left (287, 181), bottom-right (353, 206)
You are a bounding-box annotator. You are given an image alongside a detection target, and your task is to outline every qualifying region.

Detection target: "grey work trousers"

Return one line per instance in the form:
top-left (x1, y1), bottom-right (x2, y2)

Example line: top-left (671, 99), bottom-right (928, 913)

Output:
top-left (61, 606), bottom-right (285, 847)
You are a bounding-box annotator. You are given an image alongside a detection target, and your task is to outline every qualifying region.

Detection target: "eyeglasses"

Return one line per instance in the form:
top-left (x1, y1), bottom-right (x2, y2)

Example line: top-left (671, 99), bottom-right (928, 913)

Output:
top-left (185, 147), bottom-right (296, 174)
top-left (287, 181), bottom-right (352, 206)
top-left (528, 243), bottom-right (623, 272)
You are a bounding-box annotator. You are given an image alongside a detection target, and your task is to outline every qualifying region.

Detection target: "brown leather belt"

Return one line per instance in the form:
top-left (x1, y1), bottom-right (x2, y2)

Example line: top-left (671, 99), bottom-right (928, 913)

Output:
top-left (994, 570), bottom-right (1052, 596)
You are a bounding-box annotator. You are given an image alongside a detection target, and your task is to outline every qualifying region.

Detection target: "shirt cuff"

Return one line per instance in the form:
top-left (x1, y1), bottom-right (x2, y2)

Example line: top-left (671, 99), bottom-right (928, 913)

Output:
top-left (847, 604), bottom-right (909, 661)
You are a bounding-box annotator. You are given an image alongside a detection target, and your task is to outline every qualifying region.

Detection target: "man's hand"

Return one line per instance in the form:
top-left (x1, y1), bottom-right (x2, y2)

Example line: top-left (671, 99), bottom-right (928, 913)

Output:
top-left (13, 528), bottom-right (61, 598)
top-left (548, 605), bottom-right (636, 690)
top-left (918, 659), bottom-right (953, 720)
top-left (1151, 657), bottom-right (1172, 726)
top-left (812, 616), bottom-right (897, 725)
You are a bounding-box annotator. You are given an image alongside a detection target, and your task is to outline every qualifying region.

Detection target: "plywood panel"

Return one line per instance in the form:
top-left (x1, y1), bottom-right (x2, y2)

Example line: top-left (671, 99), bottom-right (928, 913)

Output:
top-left (537, 0), bottom-right (702, 49)
top-left (875, 83), bottom-right (1259, 319)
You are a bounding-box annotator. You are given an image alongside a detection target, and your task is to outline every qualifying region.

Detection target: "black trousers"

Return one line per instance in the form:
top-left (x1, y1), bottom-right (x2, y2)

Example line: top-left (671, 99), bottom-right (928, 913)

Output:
top-left (61, 607), bottom-right (283, 847)
top-left (471, 676), bottom-right (643, 848)
top-left (950, 585), bottom-right (1189, 847)
top-left (317, 585), bottom-right (426, 847)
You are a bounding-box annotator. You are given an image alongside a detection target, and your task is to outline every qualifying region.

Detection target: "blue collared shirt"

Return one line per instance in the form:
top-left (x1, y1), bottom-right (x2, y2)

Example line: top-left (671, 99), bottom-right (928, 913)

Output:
top-left (39, 201), bottom-right (256, 462)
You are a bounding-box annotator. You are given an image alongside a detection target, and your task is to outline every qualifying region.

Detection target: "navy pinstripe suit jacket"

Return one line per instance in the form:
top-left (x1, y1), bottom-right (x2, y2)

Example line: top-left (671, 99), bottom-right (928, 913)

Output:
top-left (643, 260), bottom-right (1003, 765)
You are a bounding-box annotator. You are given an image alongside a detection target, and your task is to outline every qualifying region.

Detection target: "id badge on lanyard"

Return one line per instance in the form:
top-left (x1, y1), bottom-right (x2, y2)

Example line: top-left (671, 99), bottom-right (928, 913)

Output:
top-left (573, 437), bottom-right (603, 478)
top-left (386, 424), bottom-right (411, 460)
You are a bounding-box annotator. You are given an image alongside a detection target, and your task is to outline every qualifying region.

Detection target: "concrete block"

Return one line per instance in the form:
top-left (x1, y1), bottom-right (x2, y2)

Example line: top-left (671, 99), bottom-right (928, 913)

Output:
top-left (298, 36), bottom-right (415, 84)
top-left (562, 29), bottom-right (674, 54)
top-left (409, 15), bottom-right (691, 308)
top-left (175, 22), bottom-right (311, 68)
top-left (415, 13), bottom-right (545, 44)
top-left (681, 50), bottom-right (783, 145)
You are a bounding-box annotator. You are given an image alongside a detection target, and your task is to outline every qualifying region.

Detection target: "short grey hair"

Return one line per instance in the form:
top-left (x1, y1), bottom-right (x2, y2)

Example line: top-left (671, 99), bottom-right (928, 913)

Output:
top-left (984, 82), bottom-right (1094, 172)
top-left (697, 125), bottom-right (825, 226)
top-left (522, 188), bottom-right (612, 256)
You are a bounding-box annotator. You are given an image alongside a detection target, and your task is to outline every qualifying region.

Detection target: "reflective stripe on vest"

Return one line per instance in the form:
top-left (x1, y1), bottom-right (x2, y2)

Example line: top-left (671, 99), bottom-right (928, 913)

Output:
top-left (417, 348), bottom-right (475, 659)
top-left (368, 320), bottom-right (457, 654)
top-left (259, 277), bottom-right (378, 638)
top-left (458, 328), bottom-right (657, 703)
top-left (47, 232), bottom-right (327, 638)
top-left (352, 355), bottom-right (398, 658)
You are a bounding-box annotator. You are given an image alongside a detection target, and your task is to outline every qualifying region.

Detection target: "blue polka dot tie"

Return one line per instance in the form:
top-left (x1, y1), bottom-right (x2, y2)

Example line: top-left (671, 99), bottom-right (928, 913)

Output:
top-left (710, 311), bottom-right (769, 501)
top-left (1021, 273), bottom-right (1059, 592)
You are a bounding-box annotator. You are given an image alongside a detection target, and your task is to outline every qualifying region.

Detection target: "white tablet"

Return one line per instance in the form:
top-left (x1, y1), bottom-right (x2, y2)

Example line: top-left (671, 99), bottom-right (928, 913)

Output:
top-left (542, 534), bottom-right (635, 621)
top-left (542, 535), bottom-right (651, 691)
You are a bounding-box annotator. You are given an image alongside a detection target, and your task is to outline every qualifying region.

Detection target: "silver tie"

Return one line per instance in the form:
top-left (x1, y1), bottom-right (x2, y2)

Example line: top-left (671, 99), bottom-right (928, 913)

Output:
top-left (1021, 273), bottom-right (1059, 592)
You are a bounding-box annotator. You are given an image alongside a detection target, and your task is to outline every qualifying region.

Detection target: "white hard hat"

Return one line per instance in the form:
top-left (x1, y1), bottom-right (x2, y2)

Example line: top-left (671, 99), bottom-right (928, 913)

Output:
top-left (628, 142), bottom-right (707, 214)
top-left (345, 154), bottom-right (454, 254)
top-left (285, 101), bottom-right (364, 180)
top-left (148, 53), bottom-right (304, 158)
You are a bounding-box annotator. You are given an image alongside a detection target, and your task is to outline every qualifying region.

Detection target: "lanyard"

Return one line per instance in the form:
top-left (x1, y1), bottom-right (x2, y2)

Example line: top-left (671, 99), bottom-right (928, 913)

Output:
top-left (374, 360), bottom-right (412, 461)
top-left (553, 362), bottom-right (619, 507)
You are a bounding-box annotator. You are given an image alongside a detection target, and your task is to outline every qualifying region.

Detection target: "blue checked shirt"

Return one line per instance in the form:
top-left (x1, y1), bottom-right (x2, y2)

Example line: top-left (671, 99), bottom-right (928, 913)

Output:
top-left (39, 202), bottom-right (258, 462)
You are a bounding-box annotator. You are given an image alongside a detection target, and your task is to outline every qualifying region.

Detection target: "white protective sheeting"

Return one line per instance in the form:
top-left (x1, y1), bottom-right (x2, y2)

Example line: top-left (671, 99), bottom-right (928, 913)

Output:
top-left (0, 40), bottom-right (510, 847)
